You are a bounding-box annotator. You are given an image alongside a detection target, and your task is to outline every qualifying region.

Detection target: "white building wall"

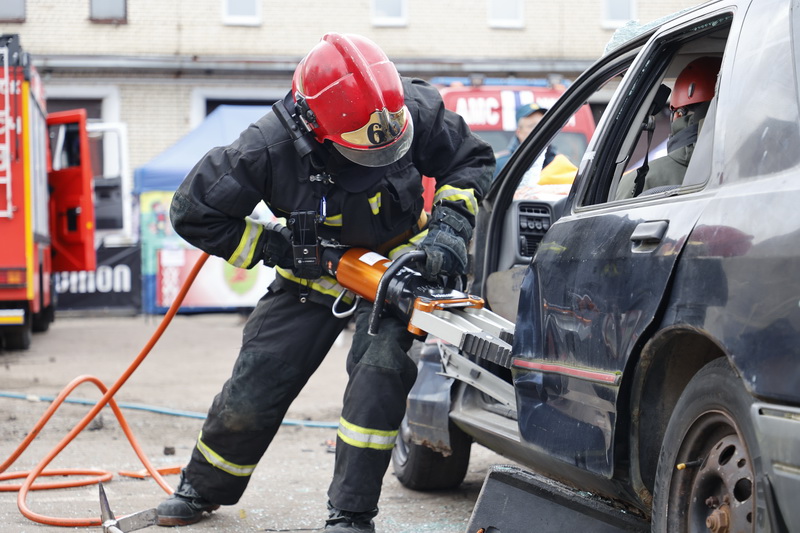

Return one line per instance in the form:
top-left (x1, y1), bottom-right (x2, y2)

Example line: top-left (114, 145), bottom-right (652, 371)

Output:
top-left (11, 0), bottom-right (702, 60)
top-left (2, 0), bottom-right (704, 169)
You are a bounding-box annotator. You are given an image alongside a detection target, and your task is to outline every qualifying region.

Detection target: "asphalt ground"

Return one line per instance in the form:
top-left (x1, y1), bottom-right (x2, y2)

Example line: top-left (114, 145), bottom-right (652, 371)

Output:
top-left (0, 313), bottom-right (509, 533)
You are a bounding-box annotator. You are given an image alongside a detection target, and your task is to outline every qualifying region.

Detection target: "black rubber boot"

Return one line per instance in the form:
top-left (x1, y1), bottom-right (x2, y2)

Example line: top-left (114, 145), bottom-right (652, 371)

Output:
top-left (156, 471), bottom-right (220, 526)
top-left (324, 502), bottom-right (378, 532)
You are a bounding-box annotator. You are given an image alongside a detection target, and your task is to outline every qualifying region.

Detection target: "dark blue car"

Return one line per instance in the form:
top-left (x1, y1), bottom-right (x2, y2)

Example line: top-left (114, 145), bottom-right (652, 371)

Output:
top-left (393, 1), bottom-right (800, 531)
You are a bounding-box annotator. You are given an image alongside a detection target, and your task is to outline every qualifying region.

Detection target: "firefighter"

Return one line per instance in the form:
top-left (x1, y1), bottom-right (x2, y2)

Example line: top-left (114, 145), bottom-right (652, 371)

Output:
top-left (156, 33), bottom-right (494, 532)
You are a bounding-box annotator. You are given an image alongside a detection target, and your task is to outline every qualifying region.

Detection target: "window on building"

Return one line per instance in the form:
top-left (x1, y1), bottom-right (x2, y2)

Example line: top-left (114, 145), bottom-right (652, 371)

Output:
top-left (223, 0), bottom-right (261, 26)
top-left (0, 0), bottom-right (25, 22)
top-left (371, 0), bottom-right (407, 27)
top-left (90, 0), bottom-right (126, 23)
top-left (603, 0), bottom-right (635, 29)
top-left (206, 98), bottom-right (275, 116)
top-left (488, 0), bottom-right (523, 29)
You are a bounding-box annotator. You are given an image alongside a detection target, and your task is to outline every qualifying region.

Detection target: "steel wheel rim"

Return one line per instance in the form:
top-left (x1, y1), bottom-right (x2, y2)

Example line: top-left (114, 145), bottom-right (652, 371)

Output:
top-left (673, 410), bottom-right (756, 533)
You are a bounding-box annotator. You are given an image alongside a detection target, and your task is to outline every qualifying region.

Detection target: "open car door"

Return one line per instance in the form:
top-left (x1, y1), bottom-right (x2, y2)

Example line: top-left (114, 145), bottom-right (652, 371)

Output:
top-left (47, 109), bottom-right (96, 272)
top-left (486, 6), bottom-right (737, 477)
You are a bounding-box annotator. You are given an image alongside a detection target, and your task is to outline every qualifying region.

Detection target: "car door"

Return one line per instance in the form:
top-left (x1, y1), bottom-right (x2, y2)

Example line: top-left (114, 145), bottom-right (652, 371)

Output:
top-left (485, 4), bottom-right (744, 478)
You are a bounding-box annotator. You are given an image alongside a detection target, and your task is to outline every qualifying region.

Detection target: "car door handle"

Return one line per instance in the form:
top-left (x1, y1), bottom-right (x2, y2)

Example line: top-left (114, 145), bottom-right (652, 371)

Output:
top-left (630, 220), bottom-right (668, 252)
top-left (631, 220), bottom-right (668, 242)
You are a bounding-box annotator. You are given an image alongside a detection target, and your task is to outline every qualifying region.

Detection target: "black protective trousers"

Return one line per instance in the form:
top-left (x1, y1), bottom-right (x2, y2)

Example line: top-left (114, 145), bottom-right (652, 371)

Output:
top-left (183, 282), bottom-right (418, 513)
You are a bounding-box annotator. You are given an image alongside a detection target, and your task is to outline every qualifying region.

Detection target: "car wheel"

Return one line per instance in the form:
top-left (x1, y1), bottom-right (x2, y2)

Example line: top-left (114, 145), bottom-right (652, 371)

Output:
top-left (652, 358), bottom-right (761, 533)
top-left (392, 415), bottom-right (472, 490)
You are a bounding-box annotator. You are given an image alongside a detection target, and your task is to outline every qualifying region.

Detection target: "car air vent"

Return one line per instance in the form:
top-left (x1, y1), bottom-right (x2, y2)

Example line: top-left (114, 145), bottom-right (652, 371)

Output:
top-left (517, 203), bottom-right (551, 257)
top-left (518, 205), bottom-right (549, 217)
top-left (521, 235), bottom-right (541, 256)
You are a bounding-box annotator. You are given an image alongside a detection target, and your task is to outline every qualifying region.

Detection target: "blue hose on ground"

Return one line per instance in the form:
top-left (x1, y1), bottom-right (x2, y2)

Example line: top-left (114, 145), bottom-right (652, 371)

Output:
top-left (0, 391), bottom-right (338, 429)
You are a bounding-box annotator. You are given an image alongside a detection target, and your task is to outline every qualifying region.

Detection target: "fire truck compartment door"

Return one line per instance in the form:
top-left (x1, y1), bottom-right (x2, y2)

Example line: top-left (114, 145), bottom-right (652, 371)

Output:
top-left (47, 110), bottom-right (96, 272)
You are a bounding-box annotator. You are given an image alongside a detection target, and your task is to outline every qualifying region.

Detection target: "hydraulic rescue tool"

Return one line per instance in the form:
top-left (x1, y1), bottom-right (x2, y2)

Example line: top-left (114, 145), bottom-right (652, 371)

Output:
top-left (320, 246), bottom-right (516, 368)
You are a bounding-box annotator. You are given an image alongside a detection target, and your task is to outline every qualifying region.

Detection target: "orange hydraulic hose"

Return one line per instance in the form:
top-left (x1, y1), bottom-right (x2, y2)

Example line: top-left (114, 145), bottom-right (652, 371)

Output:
top-left (0, 251), bottom-right (209, 527)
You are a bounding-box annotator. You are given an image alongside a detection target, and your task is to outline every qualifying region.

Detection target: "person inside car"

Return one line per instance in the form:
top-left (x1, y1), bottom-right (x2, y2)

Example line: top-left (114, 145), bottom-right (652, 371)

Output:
top-left (615, 56), bottom-right (722, 200)
top-left (494, 102), bottom-right (555, 179)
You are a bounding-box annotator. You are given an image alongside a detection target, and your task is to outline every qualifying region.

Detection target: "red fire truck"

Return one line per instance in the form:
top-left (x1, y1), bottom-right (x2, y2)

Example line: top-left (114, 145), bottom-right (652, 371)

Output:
top-left (0, 34), bottom-right (95, 350)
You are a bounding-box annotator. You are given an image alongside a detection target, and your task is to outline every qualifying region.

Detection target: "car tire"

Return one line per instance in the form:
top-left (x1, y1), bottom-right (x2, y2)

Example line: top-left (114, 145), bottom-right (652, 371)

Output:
top-left (652, 358), bottom-right (762, 533)
top-left (392, 415), bottom-right (472, 491)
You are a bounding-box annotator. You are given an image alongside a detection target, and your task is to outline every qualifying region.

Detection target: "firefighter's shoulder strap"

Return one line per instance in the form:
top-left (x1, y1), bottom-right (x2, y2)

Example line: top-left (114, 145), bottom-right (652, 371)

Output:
top-left (273, 92), bottom-right (327, 172)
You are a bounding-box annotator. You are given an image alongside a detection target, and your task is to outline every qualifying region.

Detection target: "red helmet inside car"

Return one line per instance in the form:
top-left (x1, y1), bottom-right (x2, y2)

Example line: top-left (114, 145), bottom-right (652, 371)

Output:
top-left (670, 56), bottom-right (722, 111)
top-left (292, 32), bottom-right (413, 167)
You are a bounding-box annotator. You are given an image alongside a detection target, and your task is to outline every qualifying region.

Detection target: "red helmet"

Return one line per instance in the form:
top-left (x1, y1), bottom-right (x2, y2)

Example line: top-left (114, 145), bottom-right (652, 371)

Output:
top-left (293, 33), bottom-right (413, 167)
top-left (670, 56), bottom-right (722, 110)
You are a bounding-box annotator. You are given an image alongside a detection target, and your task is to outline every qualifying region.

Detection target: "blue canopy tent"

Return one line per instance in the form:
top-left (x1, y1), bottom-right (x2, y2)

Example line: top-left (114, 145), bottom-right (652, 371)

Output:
top-left (134, 105), bottom-right (272, 313)
top-left (134, 104), bottom-right (271, 193)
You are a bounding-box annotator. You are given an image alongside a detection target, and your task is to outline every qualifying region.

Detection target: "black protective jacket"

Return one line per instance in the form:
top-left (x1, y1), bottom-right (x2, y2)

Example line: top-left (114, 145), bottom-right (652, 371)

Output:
top-left (170, 78), bottom-right (494, 301)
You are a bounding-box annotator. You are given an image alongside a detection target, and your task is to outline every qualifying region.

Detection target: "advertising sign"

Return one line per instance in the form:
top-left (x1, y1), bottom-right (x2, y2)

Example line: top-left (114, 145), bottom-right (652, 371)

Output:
top-left (156, 248), bottom-right (273, 309)
top-left (54, 243), bottom-right (142, 312)
top-left (140, 190), bottom-right (275, 313)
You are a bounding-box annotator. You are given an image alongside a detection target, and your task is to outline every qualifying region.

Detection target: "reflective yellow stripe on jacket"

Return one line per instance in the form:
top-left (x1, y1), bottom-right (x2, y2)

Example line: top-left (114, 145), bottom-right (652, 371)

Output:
top-left (275, 267), bottom-right (355, 303)
top-left (386, 230), bottom-right (428, 260)
top-left (433, 185), bottom-right (479, 216)
top-left (368, 192), bottom-right (381, 215)
top-left (227, 218), bottom-right (264, 269)
top-left (324, 213), bottom-right (343, 227)
top-left (196, 432), bottom-right (257, 477)
top-left (337, 417), bottom-right (398, 451)
top-left (322, 192), bottom-right (382, 227)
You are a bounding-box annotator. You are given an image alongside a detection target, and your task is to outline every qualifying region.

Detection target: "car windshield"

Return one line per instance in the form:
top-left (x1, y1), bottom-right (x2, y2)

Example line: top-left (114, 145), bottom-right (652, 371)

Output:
top-left (603, 5), bottom-right (699, 54)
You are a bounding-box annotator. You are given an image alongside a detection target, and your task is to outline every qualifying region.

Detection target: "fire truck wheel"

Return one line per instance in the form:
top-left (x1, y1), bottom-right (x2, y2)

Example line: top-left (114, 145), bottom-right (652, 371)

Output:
top-left (32, 304), bottom-right (54, 333)
top-left (391, 416), bottom-right (472, 490)
top-left (4, 321), bottom-right (32, 351)
top-left (32, 276), bottom-right (56, 333)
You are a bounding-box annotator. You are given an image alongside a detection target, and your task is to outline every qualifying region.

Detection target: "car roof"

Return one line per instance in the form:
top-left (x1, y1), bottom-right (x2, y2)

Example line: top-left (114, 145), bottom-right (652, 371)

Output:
top-left (603, 1), bottom-right (716, 54)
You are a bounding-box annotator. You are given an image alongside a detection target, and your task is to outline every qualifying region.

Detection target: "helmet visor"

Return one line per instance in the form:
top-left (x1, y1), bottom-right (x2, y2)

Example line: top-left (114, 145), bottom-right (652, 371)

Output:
top-left (333, 114), bottom-right (414, 168)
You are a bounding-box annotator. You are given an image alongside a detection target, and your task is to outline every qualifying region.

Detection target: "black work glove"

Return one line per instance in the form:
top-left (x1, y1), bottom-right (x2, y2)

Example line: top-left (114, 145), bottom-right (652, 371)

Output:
top-left (418, 205), bottom-right (473, 281)
top-left (261, 221), bottom-right (294, 269)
